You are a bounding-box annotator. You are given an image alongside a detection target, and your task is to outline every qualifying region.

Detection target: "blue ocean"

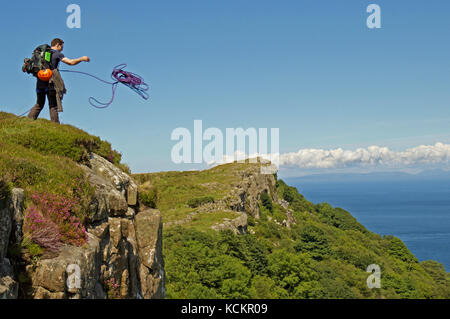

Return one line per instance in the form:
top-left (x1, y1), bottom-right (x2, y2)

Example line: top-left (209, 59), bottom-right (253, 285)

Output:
top-left (286, 176), bottom-right (450, 271)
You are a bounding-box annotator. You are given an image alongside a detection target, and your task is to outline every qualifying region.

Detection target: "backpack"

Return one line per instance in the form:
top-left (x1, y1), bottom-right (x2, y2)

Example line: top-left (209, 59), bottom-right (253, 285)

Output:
top-left (22, 44), bottom-right (53, 76)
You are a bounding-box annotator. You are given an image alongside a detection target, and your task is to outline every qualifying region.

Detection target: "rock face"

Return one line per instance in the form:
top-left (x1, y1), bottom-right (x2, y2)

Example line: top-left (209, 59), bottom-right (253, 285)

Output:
top-left (222, 165), bottom-right (277, 219)
top-left (89, 153), bottom-right (138, 206)
top-left (167, 163), bottom-right (278, 234)
top-left (0, 189), bottom-right (22, 299)
top-left (2, 153), bottom-right (165, 299)
top-left (211, 213), bottom-right (248, 235)
top-left (0, 259), bottom-right (17, 299)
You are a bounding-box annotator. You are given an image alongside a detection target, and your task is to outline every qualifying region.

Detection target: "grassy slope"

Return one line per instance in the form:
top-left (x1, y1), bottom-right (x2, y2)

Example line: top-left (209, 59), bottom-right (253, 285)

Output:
top-left (133, 162), bottom-right (251, 226)
top-left (1, 112), bottom-right (447, 299)
top-left (134, 164), bottom-right (450, 299)
top-left (0, 111), bottom-right (128, 219)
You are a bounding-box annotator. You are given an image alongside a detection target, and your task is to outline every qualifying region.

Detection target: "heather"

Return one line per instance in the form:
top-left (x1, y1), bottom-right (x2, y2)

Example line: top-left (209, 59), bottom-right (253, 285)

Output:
top-left (0, 111), bottom-right (130, 255)
top-left (23, 206), bottom-right (62, 252)
top-left (22, 191), bottom-right (88, 255)
top-left (30, 192), bottom-right (88, 246)
top-left (104, 278), bottom-right (121, 299)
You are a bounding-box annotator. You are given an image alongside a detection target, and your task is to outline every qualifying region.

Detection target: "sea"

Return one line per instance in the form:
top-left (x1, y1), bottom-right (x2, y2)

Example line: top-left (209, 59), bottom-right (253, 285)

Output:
top-left (286, 175), bottom-right (450, 271)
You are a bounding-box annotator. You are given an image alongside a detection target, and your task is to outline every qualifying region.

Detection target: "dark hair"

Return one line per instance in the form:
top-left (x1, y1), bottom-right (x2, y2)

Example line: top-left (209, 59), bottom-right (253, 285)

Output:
top-left (51, 38), bottom-right (64, 47)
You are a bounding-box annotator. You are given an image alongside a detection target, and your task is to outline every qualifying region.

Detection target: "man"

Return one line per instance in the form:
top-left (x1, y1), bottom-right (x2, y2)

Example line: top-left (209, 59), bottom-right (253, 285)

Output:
top-left (27, 38), bottom-right (90, 123)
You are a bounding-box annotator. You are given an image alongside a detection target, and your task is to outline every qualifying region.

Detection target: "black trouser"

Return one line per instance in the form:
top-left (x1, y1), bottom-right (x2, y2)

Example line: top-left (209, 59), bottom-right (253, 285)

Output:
top-left (27, 87), bottom-right (60, 123)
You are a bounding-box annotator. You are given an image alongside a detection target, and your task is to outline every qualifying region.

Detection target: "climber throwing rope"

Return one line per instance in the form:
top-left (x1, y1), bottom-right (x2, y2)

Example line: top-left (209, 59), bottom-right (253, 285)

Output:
top-left (22, 38), bottom-right (149, 122)
top-left (22, 38), bottom-right (90, 124)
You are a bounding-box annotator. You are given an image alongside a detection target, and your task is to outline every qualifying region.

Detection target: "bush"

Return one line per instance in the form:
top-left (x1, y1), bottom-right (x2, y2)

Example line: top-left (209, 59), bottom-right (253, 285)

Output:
top-left (23, 206), bottom-right (62, 252)
top-left (316, 203), bottom-right (366, 233)
top-left (141, 187), bottom-right (159, 208)
top-left (294, 225), bottom-right (330, 260)
top-left (260, 191), bottom-right (272, 212)
top-left (267, 249), bottom-right (316, 294)
top-left (104, 278), bottom-right (121, 299)
top-left (387, 237), bottom-right (418, 264)
top-left (27, 192), bottom-right (88, 248)
top-left (0, 177), bottom-right (11, 207)
top-left (187, 196), bottom-right (214, 208)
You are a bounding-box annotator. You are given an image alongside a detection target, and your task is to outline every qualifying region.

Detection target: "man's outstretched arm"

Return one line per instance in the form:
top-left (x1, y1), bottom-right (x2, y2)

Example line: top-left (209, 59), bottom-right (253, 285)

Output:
top-left (61, 56), bottom-right (90, 66)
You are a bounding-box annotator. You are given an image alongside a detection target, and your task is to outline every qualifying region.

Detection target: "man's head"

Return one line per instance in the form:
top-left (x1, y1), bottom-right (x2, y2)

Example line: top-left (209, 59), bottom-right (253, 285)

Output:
top-left (51, 38), bottom-right (64, 51)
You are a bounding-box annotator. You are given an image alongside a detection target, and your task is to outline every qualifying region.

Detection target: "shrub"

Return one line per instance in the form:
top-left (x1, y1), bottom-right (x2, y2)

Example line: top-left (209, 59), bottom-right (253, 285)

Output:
top-left (141, 187), bottom-right (158, 208)
top-left (23, 206), bottom-right (62, 252)
top-left (187, 196), bottom-right (214, 208)
top-left (104, 278), bottom-right (121, 299)
top-left (294, 225), bottom-right (330, 260)
top-left (30, 192), bottom-right (88, 247)
top-left (21, 235), bottom-right (43, 257)
top-left (38, 192), bottom-right (87, 245)
top-left (260, 191), bottom-right (272, 212)
top-left (0, 177), bottom-right (11, 208)
top-left (387, 237), bottom-right (418, 264)
top-left (316, 203), bottom-right (366, 233)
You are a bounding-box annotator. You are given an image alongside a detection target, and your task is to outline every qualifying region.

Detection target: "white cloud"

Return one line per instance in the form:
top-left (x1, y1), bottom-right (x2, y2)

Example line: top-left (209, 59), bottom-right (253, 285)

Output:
top-left (279, 142), bottom-right (450, 169)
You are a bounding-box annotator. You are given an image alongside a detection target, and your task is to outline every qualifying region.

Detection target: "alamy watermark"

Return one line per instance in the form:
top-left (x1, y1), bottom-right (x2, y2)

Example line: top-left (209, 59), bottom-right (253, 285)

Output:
top-left (367, 4), bottom-right (381, 29)
top-left (66, 4), bottom-right (81, 29)
top-left (366, 264), bottom-right (381, 289)
top-left (66, 264), bottom-right (81, 290)
top-left (171, 120), bottom-right (279, 174)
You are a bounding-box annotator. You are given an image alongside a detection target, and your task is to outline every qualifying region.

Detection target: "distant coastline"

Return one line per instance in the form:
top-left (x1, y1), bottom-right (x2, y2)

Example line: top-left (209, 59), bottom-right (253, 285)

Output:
top-left (286, 172), bottom-right (450, 271)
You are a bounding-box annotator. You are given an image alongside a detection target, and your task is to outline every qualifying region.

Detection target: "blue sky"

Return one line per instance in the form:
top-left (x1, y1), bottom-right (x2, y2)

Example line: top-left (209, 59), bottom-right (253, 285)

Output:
top-left (1, 0), bottom-right (450, 176)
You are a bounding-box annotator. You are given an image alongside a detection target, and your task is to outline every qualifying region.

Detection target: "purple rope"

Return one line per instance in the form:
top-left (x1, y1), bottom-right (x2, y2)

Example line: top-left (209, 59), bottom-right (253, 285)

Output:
top-left (60, 64), bottom-right (149, 108)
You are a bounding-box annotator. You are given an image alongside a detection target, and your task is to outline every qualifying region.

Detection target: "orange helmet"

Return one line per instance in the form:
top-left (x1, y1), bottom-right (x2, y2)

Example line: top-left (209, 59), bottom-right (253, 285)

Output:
top-left (37, 69), bottom-right (53, 81)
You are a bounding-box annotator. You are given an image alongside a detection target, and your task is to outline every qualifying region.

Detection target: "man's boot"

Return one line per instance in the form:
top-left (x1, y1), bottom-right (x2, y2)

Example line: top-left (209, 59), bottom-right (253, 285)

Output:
top-left (27, 104), bottom-right (42, 120)
top-left (49, 106), bottom-right (60, 124)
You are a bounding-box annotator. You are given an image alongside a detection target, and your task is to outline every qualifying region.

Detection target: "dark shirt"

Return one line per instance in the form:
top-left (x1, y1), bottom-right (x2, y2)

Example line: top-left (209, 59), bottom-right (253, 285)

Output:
top-left (36, 49), bottom-right (65, 89)
top-left (50, 49), bottom-right (65, 70)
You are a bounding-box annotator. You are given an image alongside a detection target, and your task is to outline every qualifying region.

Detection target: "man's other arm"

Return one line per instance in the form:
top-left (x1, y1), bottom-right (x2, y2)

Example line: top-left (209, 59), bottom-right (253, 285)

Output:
top-left (61, 56), bottom-right (90, 66)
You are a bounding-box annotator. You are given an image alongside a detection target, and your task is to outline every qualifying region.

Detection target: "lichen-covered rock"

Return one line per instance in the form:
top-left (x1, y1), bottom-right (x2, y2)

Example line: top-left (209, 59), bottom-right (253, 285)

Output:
top-left (0, 259), bottom-right (18, 299)
top-left (80, 165), bottom-right (128, 220)
top-left (212, 165), bottom-right (277, 219)
top-left (26, 232), bottom-right (102, 299)
top-left (26, 209), bottom-right (165, 299)
top-left (211, 212), bottom-right (248, 235)
top-left (7, 189), bottom-right (24, 253)
top-left (17, 154), bottom-right (165, 299)
top-left (89, 153), bottom-right (138, 206)
top-left (0, 189), bottom-right (22, 299)
top-left (135, 209), bottom-right (165, 298)
top-left (0, 201), bottom-right (12, 261)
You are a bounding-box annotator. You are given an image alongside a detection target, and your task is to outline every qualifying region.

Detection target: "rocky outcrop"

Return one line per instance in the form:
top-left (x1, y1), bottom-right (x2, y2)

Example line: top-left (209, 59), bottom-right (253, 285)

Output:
top-left (135, 209), bottom-right (165, 298)
top-left (2, 153), bottom-right (165, 299)
top-left (221, 165), bottom-right (277, 219)
top-left (24, 209), bottom-right (164, 299)
top-left (89, 153), bottom-right (138, 206)
top-left (166, 163), bottom-right (277, 234)
top-left (278, 199), bottom-right (297, 229)
top-left (211, 212), bottom-right (248, 235)
top-left (0, 189), bottom-right (23, 299)
top-left (0, 259), bottom-right (17, 299)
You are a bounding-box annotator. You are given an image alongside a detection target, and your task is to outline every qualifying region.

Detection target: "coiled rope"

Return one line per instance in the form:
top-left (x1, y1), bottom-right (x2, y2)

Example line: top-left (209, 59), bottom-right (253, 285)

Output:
top-left (60, 64), bottom-right (149, 108)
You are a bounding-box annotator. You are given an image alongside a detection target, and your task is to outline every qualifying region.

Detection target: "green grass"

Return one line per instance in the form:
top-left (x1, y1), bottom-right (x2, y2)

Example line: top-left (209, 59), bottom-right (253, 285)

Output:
top-left (133, 161), bottom-right (263, 227)
top-left (183, 211), bottom-right (240, 232)
top-left (141, 163), bottom-right (450, 299)
top-left (0, 112), bottom-right (128, 171)
top-left (0, 111), bottom-right (129, 218)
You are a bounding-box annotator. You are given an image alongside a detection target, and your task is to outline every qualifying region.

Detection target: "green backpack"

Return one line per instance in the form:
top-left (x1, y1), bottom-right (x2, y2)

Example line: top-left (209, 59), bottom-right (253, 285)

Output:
top-left (22, 44), bottom-right (53, 76)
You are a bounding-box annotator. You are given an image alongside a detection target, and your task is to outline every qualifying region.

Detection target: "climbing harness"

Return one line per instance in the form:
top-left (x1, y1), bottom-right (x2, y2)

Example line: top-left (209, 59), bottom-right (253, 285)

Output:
top-left (60, 64), bottom-right (149, 108)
